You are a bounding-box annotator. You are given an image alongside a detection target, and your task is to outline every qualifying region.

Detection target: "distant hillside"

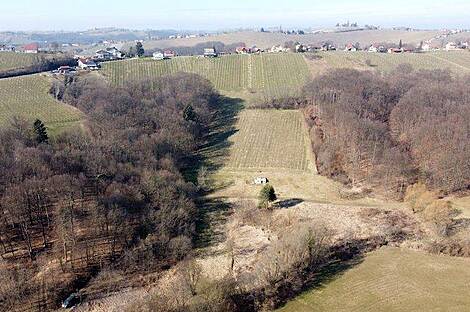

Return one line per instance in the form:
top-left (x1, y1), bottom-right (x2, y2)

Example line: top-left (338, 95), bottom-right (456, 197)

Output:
top-left (0, 28), bottom-right (196, 45)
top-left (138, 30), bottom-right (441, 51)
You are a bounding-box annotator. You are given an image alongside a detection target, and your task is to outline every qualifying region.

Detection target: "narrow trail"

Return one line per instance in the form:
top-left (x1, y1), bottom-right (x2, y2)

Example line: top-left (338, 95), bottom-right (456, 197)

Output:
top-left (247, 54), bottom-right (253, 89)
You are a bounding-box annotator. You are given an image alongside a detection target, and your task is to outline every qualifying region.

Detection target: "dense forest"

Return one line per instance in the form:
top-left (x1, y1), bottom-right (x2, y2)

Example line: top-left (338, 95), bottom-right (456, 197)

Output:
top-left (0, 73), bottom-right (218, 309)
top-left (303, 66), bottom-right (470, 197)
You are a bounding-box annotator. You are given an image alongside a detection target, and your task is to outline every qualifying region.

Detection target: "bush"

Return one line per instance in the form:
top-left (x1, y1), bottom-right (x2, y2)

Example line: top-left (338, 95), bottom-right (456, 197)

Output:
top-left (258, 184), bottom-right (277, 209)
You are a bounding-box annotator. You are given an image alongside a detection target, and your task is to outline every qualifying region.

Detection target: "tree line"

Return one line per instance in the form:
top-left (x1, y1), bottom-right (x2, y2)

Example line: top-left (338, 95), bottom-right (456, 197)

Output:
top-left (0, 72), bottom-right (218, 309)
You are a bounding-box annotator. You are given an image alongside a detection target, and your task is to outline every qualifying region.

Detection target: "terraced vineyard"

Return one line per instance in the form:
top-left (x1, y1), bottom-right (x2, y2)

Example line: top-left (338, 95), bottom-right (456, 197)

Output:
top-left (101, 53), bottom-right (310, 99)
top-left (279, 247), bottom-right (470, 312)
top-left (0, 75), bottom-right (83, 133)
top-left (224, 109), bottom-right (312, 171)
top-left (0, 52), bottom-right (40, 72)
top-left (316, 51), bottom-right (470, 73)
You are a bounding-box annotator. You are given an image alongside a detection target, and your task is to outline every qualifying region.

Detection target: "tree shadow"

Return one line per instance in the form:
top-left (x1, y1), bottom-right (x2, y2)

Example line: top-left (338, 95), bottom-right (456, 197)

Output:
top-left (275, 198), bottom-right (304, 209)
top-left (191, 95), bottom-right (244, 250)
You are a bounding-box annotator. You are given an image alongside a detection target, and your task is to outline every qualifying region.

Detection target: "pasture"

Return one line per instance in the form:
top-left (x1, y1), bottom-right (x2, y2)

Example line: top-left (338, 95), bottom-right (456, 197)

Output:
top-left (310, 50), bottom-right (470, 74)
top-left (0, 75), bottom-right (82, 133)
top-left (278, 247), bottom-right (470, 312)
top-left (101, 53), bottom-right (310, 101)
top-left (0, 52), bottom-right (41, 72)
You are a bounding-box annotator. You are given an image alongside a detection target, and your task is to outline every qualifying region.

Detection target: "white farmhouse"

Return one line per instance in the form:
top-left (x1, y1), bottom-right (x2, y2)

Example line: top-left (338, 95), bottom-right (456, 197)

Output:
top-left (254, 177), bottom-right (268, 185)
top-left (153, 52), bottom-right (164, 60)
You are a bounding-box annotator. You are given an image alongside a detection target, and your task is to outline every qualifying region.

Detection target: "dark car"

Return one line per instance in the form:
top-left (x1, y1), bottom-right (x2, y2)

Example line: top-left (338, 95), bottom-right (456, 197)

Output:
top-left (62, 293), bottom-right (80, 309)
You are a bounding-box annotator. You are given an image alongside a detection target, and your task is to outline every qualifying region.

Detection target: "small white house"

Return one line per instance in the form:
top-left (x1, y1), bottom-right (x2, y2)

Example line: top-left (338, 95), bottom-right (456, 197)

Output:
top-left (445, 42), bottom-right (460, 51)
top-left (254, 177), bottom-right (268, 185)
top-left (421, 43), bottom-right (431, 52)
top-left (78, 58), bottom-right (99, 70)
top-left (163, 50), bottom-right (176, 59)
top-left (153, 52), bottom-right (164, 60)
top-left (23, 43), bottom-right (39, 53)
top-left (203, 47), bottom-right (217, 57)
top-left (344, 43), bottom-right (357, 52)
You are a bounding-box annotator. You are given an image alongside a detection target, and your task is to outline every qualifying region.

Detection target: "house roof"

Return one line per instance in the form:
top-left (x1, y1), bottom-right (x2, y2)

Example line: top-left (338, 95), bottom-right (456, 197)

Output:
top-left (24, 43), bottom-right (39, 51)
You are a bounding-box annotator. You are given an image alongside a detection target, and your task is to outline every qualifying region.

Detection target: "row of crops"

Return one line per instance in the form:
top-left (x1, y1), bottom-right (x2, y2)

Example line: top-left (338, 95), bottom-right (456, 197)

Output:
top-left (0, 75), bottom-right (83, 133)
top-left (101, 53), bottom-right (311, 98)
top-left (318, 51), bottom-right (470, 73)
top-left (226, 110), bottom-right (310, 171)
top-left (0, 52), bottom-right (41, 72)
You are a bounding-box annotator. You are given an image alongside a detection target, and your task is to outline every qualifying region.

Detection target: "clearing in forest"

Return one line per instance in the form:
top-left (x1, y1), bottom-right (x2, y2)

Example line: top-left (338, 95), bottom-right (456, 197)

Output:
top-left (278, 247), bottom-right (470, 312)
top-left (0, 75), bottom-right (82, 133)
top-left (224, 109), bottom-right (313, 171)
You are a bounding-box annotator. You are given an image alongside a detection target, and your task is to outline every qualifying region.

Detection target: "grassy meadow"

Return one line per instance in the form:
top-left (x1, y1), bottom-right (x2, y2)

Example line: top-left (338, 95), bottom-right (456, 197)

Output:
top-left (0, 52), bottom-right (41, 72)
top-left (309, 50), bottom-right (470, 75)
top-left (278, 247), bottom-right (470, 312)
top-left (0, 75), bottom-right (82, 133)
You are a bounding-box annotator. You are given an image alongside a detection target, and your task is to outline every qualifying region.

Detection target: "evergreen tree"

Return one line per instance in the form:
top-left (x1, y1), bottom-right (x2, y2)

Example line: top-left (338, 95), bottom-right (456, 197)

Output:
top-left (258, 184), bottom-right (277, 209)
top-left (33, 119), bottom-right (49, 144)
top-left (136, 42), bottom-right (145, 57)
top-left (399, 39), bottom-right (403, 49)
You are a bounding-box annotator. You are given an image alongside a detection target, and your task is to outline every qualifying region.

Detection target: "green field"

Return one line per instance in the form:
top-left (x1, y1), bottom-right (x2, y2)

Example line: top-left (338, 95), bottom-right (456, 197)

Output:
top-left (0, 75), bottom-right (83, 133)
top-left (278, 247), bottom-right (470, 312)
top-left (0, 52), bottom-right (41, 72)
top-left (224, 109), bottom-right (312, 171)
top-left (101, 54), bottom-right (310, 100)
top-left (315, 51), bottom-right (470, 73)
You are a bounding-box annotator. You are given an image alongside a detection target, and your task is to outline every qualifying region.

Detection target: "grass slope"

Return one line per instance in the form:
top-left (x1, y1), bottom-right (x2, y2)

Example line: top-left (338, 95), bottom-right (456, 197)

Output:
top-left (0, 52), bottom-right (40, 72)
top-left (101, 53), bottom-right (310, 101)
top-left (224, 110), bottom-right (312, 171)
top-left (0, 75), bottom-right (82, 133)
top-left (278, 247), bottom-right (470, 312)
top-left (311, 51), bottom-right (470, 74)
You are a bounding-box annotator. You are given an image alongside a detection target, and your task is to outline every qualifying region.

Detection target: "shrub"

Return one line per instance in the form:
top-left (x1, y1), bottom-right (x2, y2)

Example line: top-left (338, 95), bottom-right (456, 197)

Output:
top-left (258, 184), bottom-right (277, 209)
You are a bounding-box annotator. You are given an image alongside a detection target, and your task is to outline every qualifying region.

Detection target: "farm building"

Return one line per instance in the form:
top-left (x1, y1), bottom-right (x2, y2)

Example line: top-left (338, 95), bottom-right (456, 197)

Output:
top-left (153, 52), bottom-right (164, 60)
top-left (236, 46), bottom-right (261, 54)
top-left (95, 47), bottom-right (123, 60)
top-left (236, 46), bottom-right (249, 54)
top-left (163, 50), bottom-right (176, 59)
top-left (57, 66), bottom-right (74, 74)
top-left (78, 58), bottom-right (99, 70)
top-left (254, 177), bottom-right (269, 185)
top-left (0, 45), bottom-right (15, 52)
top-left (203, 47), bottom-right (217, 57)
top-left (388, 47), bottom-right (404, 53)
top-left (270, 45), bottom-right (289, 53)
top-left (421, 43), bottom-right (431, 52)
top-left (23, 43), bottom-right (39, 53)
top-left (321, 43), bottom-right (336, 51)
top-left (344, 43), bottom-right (357, 52)
top-left (445, 42), bottom-right (459, 51)
top-left (295, 44), bottom-right (307, 53)
top-left (368, 44), bottom-right (386, 53)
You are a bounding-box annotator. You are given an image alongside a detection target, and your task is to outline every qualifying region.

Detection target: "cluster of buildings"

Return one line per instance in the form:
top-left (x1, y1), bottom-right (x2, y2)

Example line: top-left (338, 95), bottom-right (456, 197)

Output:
top-left (151, 47), bottom-right (221, 60)
top-left (94, 47), bottom-right (124, 60)
top-left (152, 50), bottom-right (177, 60)
top-left (0, 43), bottom-right (39, 53)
